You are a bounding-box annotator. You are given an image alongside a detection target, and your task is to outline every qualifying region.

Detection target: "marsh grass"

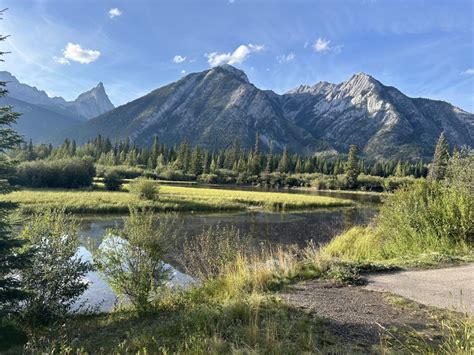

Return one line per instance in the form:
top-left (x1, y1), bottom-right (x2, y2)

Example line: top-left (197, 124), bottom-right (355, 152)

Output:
top-left (322, 181), bottom-right (473, 264)
top-left (0, 185), bottom-right (353, 214)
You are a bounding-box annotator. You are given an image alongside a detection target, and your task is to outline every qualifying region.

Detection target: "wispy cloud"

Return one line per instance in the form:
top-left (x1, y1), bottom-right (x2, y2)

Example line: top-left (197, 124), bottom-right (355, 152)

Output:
top-left (60, 43), bottom-right (101, 64)
top-left (173, 55), bottom-right (186, 63)
top-left (205, 44), bottom-right (264, 66)
top-left (312, 37), bottom-right (342, 54)
top-left (463, 68), bottom-right (474, 75)
top-left (277, 52), bottom-right (295, 63)
top-left (53, 56), bottom-right (70, 65)
top-left (108, 8), bottom-right (122, 18)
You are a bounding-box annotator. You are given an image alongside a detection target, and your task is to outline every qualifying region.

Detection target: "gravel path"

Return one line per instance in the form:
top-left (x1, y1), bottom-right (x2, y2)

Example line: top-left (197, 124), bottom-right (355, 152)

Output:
top-left (365, 263), bottom-right (474, 315)
top-left (279, 281), bottom-right (429, 347)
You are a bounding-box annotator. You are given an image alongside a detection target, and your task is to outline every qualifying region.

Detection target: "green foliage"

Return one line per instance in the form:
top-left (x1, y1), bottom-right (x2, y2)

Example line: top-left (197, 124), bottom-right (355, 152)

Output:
top-left (324, 177), bottom-right (473, 262)
top-left (428, 132), bottom-right (450, 182)
top-left (345, 144), bottom-right (359, 188)
top-left (0, 15), bottom-right (29, 343)
top-left (129, 178), bottom-right (160, 200)
top-left (102, 170), bottom-right (122, 191)
top-left (94, 209), bottom-right (178, 313)
top-left (15, 158), bottom-right (95, 188)
top-left (19, 208), bottom-right (93, 326)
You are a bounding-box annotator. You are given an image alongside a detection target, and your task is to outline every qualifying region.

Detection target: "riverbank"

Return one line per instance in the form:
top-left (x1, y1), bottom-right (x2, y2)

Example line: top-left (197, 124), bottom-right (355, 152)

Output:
top-left (1, 185), bottom-right (354, 214)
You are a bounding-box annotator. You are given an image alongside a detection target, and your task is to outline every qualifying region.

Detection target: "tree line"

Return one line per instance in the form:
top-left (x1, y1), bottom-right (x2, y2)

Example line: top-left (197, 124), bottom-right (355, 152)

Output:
top-left (12, 133), bottom-right (429, 179)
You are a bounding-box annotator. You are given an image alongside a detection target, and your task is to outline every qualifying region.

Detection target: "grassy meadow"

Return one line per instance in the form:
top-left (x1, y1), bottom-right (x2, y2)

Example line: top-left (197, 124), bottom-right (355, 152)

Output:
top-left (1, 184), bottom-right (354, 214)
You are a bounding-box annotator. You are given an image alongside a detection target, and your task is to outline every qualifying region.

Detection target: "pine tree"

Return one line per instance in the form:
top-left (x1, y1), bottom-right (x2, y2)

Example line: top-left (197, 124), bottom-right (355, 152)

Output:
top-left (249, 133), bottom-right (261, 175)
top-left (0, 16), bottom-right (29, 330)
top-left (428, 132), bottom-right (450, 181)
top-left (345, 144), bottom-right (359, 188)
top-left (278, 146), bottom-right (291, 173)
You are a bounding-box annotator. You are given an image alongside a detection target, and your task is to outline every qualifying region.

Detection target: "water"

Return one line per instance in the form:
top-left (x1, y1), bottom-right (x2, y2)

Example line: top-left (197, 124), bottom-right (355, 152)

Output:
top-left (75, 189), bottom-right (379, 312)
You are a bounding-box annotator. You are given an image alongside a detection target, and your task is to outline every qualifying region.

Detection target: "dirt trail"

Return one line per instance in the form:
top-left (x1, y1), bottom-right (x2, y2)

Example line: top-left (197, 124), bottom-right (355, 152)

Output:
top-left (365, 263), bottom-right (474, 315)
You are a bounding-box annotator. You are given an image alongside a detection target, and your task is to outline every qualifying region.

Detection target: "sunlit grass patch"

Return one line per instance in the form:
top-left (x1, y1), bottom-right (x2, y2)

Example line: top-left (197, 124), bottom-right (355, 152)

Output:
top-left (0, 185), bottom-right (353, 214)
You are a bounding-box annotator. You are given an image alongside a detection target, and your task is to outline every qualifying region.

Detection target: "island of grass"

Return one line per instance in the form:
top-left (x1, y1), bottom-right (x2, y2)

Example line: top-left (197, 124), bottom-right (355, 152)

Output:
top-left (2, 185), bottom-right (354, 214)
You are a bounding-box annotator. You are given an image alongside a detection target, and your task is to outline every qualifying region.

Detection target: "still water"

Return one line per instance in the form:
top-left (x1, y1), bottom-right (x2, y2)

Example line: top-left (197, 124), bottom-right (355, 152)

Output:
top-left (76, 190), bottom-right (379, 312)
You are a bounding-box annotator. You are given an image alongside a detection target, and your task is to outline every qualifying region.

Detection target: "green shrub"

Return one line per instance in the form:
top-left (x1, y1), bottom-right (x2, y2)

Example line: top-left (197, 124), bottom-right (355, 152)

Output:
top-left (158, 169), bottom-right (195, 181)
top-left (15, 158), bottom-right (95, 188)
top-left (357, 174), bottom-right (384, 192)
top-left (19, 209), bottom-right (93, 326)
top-left (129, 179), bottom-right (160, 200)
top-left (96, 165), bottom-right (144, 179)
top-left (103, 170), bottom-right (122, 191)
top-left (324, 180), bottom-right (473, 261)
top-left (198, 173), bottom-right (219, 184)
top-left (382, 176), bottom-right (417, 192)
top-left (94, 209), bottom-right (178, 313)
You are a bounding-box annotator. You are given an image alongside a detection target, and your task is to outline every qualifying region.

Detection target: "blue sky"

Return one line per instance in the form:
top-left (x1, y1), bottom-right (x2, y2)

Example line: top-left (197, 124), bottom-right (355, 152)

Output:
top-left (1, 0), bottom-right (473, 112)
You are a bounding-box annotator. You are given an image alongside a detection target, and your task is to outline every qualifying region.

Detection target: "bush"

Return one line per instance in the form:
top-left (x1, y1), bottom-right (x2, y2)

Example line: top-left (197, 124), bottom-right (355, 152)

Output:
top-left (129, 178), bottom-right (160, 200)
top-left (324, 180), bottom-right (473, 261)
top-left (96, 165), bottom-right (144, 179)
top-left (357, 174), bottom-right (384, 192)
top-left (94, 209), bottom-right (178, 313)
top-left (157, 169), bottom-right (195, 181)
top-left (103, 170), bottom-right (123, 191)
top-left (382, 176), bottom-right (417, 192)
top-left (198, 173), bottom-right (219, 184)
top-left (19, 209), bottom-right (93, 326)
top-left (15, 158), bottom-right (95, 188)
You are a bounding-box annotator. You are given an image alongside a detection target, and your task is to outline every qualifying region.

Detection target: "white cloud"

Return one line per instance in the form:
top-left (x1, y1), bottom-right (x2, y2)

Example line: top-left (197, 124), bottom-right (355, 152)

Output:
top-left (464, 68), bottom-right (474, 75)
top-left (205, 43), bottom-right (264, 67)
top-left (108, 8), bottom-right (122, 18)
top-left (54, 56), bottom-right (70, 65)
top-left (173, 55), bottom-right (186, 63)
top-left (312, 37), bottom-right (342, 54)
top-left (277, 52), bottom-right (295, 63)
top-left (181, 69), bottom-right (186, 75)
top-left (62, 43), bottom-right (101, 64)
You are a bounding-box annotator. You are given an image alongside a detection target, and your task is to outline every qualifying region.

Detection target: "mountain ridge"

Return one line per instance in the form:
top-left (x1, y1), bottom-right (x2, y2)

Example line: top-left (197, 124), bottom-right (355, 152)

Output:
top-left (6, 66), bottom-right (473, 160)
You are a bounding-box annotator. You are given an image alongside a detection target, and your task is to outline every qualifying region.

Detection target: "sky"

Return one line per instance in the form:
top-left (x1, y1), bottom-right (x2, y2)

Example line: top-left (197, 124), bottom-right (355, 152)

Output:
top-left (1, 0), bottom-right (473, 112)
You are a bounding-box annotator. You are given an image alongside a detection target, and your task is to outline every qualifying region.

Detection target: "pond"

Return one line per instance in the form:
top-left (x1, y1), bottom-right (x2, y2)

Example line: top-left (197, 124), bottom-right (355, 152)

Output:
top-left (76, 189), bottom-right (380, 312)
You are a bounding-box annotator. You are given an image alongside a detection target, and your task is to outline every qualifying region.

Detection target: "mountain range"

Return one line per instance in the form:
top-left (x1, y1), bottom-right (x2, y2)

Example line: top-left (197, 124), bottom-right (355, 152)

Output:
top-left (2, 66), bottom-right (473, 160)
top-left (0, 71), bottom-right (114, 141)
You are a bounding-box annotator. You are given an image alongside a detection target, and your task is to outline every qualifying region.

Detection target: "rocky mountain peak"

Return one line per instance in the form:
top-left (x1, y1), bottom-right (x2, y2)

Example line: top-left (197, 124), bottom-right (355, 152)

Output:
top-left (210, 64), bottom-right (250, 83)
top-left (72, 82), bottom-right (114, 119)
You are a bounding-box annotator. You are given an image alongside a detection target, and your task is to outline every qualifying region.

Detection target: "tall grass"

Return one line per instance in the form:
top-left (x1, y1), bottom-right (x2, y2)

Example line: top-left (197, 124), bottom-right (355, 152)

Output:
top-left (323, 180), bottom-right (473, 262)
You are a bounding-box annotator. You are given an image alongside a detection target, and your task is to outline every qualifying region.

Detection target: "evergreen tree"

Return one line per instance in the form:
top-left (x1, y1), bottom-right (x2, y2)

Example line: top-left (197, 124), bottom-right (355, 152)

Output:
top-left (249, 133), bottom-right (261, 175)
top-left (189, 147), bottom-right (203, 175)
top-left (428, 132), bottom-right (450, 181)
top-left (345, 144), bottom-right (359, 188)
top-left (278, 146), bottom-right (291, 173)
top-left (0, 17), bottom-right (29, 333)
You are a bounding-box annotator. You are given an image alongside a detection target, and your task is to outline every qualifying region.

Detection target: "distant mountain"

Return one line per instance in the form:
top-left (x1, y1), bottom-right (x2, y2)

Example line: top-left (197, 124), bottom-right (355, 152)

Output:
top-left (0, 71), bottom-right (114, 120)
top-left (0, 71), bottom-right (115, 142)
top-left (70, 82), bottom-right (115, 120)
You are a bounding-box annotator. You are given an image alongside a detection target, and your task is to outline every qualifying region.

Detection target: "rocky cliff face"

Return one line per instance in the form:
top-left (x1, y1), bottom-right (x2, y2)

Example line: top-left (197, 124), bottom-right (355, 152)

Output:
top-left (68, 82), bottom-right (115, 119)
top-left (282, 73), bottom-right (473, 159)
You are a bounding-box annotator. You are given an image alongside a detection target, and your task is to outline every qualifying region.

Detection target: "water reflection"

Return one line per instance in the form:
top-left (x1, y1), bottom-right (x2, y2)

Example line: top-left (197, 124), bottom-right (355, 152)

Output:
top-left (75, 190), bottom-right (378, 312)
